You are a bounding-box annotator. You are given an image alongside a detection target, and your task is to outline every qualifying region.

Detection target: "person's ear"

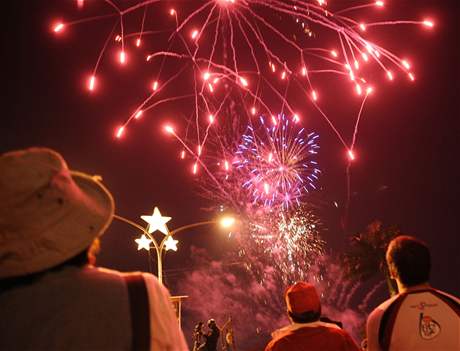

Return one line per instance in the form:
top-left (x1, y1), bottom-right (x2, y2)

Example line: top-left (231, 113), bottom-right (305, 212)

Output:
top-left (387, 261), bottom-right (398, 280)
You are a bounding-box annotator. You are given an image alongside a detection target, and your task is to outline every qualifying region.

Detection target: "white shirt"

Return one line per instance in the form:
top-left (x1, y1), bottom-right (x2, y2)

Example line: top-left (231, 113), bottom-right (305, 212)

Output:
top-left (124, 271), bottom-right (190, 351)
top-left (367, 288), bottom-right (460, 351)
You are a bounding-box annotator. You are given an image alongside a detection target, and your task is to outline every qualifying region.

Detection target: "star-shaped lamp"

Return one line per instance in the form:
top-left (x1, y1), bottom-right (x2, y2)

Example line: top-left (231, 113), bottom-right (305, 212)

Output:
top-left (164, 236), bottom-right (179, 252)
top-left (141, 207), bottom-right (171, 235)
top-left (135, 234), bottom-right (152, 251)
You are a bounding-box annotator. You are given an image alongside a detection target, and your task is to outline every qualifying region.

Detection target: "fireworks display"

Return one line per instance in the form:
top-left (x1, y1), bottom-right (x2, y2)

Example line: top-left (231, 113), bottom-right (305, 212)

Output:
top-left (51, 0), bottom-right (434, 177)
top-left (238, 206), bottom-right (325, 285)
top-left (234, 114), bottom-right (320, 209)
top-left (50, 1), bottom-right (434, 283)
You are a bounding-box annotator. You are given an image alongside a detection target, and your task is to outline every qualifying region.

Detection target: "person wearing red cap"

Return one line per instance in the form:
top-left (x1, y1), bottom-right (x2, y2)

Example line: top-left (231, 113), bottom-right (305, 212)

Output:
top-left (265, 282), bottom-right (360, 351)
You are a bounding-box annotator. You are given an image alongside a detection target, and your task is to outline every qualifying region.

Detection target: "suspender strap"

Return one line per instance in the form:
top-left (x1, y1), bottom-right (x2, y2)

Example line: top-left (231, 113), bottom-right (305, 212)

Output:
top-left (124, 274), bottom-right (150, 351)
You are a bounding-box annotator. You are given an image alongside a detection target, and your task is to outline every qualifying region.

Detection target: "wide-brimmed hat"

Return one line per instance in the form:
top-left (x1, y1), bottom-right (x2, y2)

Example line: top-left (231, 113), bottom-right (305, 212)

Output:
top-left (0, 148), bottom-right (115, 278)
top-left (285, 282), bottom-right (321, 314)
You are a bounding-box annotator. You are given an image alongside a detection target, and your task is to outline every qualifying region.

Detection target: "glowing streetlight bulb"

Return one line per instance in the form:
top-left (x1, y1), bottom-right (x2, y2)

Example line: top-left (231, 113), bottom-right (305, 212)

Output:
top-left (135, 234), bottom-right (152, 251)
top-left (164, 236), bottom-right (178, 251)
top-left (220, 216), bottom-right (236, 228)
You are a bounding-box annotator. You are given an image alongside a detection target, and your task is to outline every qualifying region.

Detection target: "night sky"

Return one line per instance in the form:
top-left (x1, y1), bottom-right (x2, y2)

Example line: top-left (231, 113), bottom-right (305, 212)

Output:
top-left (2, 0), bottom-right (460, 345)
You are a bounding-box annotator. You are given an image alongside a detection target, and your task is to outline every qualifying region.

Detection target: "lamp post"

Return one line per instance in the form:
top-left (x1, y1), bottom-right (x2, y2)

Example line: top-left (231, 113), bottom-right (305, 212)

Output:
top-left (113, 207), bottom-right (235, 285)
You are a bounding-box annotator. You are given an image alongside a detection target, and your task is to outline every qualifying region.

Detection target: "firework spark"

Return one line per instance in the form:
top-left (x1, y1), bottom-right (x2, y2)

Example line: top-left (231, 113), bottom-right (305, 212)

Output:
top-left (238, 206), bottom-right (325, 285)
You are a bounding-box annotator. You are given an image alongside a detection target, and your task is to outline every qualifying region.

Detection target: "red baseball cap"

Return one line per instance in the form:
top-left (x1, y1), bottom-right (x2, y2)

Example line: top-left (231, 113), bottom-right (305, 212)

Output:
top-left (285, 282), bottom-right (321, 314)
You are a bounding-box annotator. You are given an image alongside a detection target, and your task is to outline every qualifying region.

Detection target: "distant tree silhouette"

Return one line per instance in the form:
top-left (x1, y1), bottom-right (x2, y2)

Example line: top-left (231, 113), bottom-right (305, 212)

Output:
top-left (343, 220), bottom-right (400, 296)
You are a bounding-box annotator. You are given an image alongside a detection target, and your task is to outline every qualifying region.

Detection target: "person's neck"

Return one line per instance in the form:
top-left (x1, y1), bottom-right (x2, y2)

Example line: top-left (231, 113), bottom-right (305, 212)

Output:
top-left (397, 281), bottom-right (430, 294)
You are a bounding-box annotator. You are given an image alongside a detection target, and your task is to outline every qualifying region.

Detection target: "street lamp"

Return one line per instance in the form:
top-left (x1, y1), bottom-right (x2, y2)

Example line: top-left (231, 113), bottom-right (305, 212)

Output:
top-left (113, 207), bottom-right (236, 285)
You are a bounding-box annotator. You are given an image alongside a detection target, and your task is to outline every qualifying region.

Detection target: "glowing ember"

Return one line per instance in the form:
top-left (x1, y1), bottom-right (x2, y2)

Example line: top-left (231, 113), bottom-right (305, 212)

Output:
top-left (53, 22), bottom-right (64, 33)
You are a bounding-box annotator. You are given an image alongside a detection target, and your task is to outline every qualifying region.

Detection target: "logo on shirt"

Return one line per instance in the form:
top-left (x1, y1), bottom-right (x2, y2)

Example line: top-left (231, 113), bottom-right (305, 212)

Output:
top-left (410, 301), bottom-right (438, 310)
top-left (419, 313), bottom-right (441, 340)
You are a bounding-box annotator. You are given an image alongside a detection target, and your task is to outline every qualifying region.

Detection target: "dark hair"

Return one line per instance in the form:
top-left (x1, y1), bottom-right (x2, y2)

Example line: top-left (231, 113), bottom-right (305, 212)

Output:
top-left (386, 235), bottom-right (430, 287)
top-left (288, 310), bottom-right (321, 324)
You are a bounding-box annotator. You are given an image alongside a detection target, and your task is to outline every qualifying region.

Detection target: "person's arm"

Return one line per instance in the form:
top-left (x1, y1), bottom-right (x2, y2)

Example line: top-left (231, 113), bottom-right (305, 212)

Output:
top-left (142, 273), bottom-right (189, 351)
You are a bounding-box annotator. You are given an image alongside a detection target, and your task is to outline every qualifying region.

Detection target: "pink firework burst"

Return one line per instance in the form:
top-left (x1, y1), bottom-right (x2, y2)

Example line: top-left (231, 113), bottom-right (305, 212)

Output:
top-left (51, 0), bottom-right (435, 172)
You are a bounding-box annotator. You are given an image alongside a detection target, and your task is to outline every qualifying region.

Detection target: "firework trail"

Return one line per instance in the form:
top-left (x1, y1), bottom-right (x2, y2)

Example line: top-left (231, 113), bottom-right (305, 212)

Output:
top-left (51, 0), bottom-right (435, 176)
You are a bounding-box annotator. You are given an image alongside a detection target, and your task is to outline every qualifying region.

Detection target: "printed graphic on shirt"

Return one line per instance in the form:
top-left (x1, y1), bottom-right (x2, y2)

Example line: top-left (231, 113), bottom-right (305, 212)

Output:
top-left (410, 301), bottom-right (438, 310)
top-left (419, 313), bottom-right (441, 340)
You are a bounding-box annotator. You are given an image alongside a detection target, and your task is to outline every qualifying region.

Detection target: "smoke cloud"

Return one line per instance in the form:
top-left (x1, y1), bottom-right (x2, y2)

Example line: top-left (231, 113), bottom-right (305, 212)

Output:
top-left (174, 247), bottom-right (384, 350)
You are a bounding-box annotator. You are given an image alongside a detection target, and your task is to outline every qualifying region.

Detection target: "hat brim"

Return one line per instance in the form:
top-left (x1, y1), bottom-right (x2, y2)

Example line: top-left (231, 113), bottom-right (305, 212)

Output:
top-left (71, 171), bottom-right (115, 240)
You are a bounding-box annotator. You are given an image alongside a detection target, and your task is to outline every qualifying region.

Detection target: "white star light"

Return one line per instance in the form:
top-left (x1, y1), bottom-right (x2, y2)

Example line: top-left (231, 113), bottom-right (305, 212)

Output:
top-left (135, 234), bottom-right (152, 251)
top-left (164, 236), bottom-right (179, 252)
top-left (141, 207), bottom-right (171, 235)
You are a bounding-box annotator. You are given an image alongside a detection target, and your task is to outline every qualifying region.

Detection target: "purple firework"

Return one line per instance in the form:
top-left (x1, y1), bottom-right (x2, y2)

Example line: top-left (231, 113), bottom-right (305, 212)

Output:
top-left (234, 114), bottom-right (320, 209)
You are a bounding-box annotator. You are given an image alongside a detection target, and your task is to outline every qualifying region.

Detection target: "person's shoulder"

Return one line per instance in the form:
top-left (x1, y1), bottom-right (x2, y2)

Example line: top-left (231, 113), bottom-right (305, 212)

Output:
top-left (87, 267), bottom-right (163, 289)
top-left (138, 272), bottom-right (170, 294)
top-left (80, 265), bottom-right (125, 281)
top-left (323, 327), bottom-right (360, 350)
top-left (431, 288), bottom-right (460, 303)
top-left (90, 266), bottom-right (122, 275)
top-left (97, 269), bottom-right (160, 285)
top-left (369, 294), bottom-right (400, 319)
top-left (265, 335), bottom-right (288, 351)
top-left (316, 324), bottom-right (354, 340)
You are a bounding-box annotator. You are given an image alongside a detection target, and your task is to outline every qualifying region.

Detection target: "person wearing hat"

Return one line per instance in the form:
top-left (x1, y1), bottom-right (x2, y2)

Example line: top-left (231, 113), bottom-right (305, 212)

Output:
top-left (264, 282), bottom-right (360, 351)
top-left (0, 148), bottom-right (188, 351)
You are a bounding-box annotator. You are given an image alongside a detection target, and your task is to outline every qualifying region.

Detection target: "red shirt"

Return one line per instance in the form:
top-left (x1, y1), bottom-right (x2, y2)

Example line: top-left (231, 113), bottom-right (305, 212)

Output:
top-left (265, 322), bottom-right (360, 351)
